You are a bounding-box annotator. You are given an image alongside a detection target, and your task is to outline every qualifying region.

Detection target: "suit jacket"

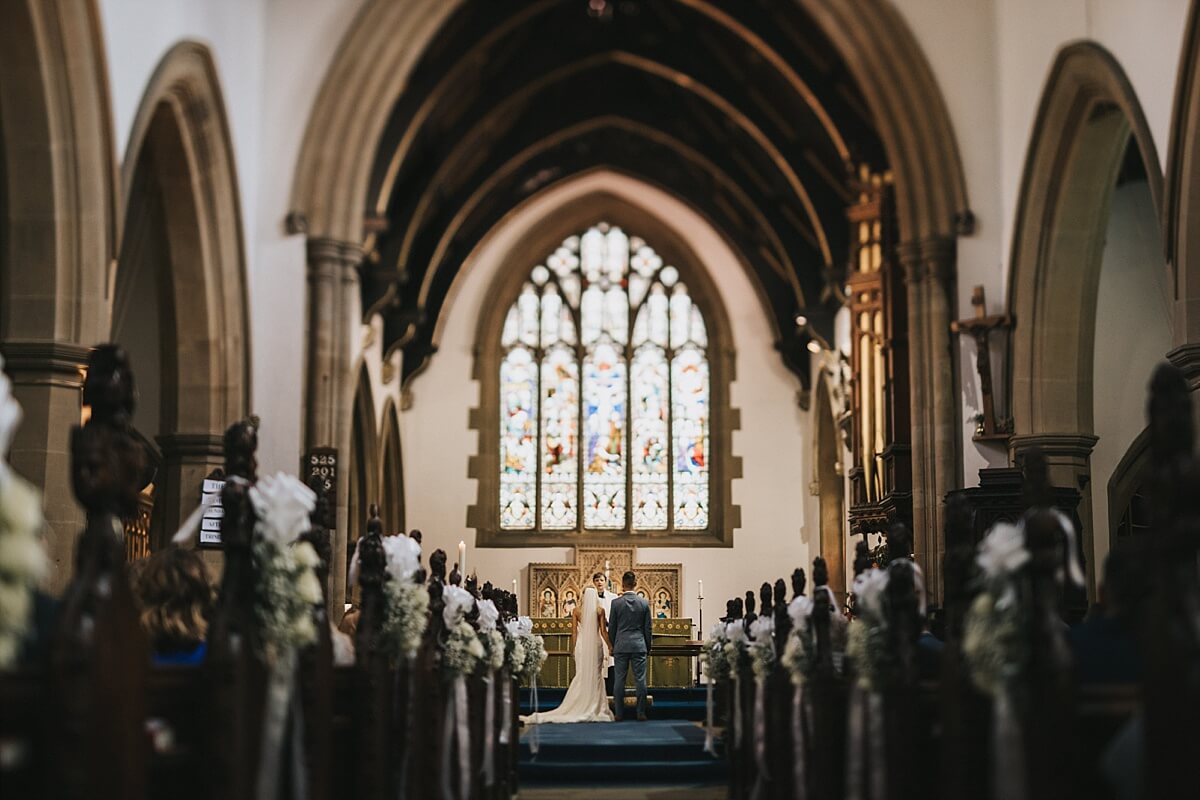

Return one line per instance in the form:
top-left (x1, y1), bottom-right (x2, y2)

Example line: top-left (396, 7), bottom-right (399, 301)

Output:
top-left (608, 591), bottom-right (652, 655)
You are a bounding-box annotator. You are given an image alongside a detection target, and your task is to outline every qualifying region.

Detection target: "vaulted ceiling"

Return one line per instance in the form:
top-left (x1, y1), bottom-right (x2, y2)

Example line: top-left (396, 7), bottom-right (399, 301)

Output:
top-left (362, 0), bottom-right (888, 386)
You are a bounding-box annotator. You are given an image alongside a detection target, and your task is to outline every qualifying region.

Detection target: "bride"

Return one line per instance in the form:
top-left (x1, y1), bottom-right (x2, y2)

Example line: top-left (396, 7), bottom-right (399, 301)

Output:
top-left (522, 586), bottom-right (614, 724)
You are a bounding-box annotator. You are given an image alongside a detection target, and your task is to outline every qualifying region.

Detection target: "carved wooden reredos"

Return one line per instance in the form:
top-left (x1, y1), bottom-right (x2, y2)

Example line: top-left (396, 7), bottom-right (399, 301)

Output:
top-left (528, 546), bottom-right (682, 619)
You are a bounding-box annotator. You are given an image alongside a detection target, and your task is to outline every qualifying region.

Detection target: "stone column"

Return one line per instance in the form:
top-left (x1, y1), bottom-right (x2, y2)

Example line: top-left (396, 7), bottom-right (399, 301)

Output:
top-left (155, 432), bottom-right (225, 572)
top-left (304, 237), bottom-right (362, 619)
top-left (897, 243), bottom-right (932, 583)
top-left (1, 340), bottom-right (90, 593)
top-left (922, 236), bottom-right (957, 605)
top-left (1009, 432), bottom-right (1099, 594)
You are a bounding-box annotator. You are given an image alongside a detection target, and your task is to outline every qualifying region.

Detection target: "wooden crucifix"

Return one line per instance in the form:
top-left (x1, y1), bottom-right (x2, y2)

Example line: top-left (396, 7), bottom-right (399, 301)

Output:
top-left (951, 286), bottom-right (1013, 441)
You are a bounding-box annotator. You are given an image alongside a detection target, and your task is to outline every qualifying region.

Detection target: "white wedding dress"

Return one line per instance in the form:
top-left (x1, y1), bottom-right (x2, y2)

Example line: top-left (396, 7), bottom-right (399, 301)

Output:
top-left (522, 587), bottom-right (614, 724)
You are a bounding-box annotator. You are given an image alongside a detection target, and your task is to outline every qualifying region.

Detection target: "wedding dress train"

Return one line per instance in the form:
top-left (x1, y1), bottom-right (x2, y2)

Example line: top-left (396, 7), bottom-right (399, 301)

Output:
top-left (521, 587), bottom-right (614, 724)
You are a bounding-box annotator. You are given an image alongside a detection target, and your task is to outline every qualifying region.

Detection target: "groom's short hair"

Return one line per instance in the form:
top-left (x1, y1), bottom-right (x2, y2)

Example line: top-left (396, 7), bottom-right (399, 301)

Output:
top-left (622, 570), bottom-right (637, 589)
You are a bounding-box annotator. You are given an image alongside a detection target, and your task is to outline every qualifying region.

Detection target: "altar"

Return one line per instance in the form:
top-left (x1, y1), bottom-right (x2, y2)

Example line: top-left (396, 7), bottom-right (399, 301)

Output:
top-left (531, 617), bottom-right (698, 688)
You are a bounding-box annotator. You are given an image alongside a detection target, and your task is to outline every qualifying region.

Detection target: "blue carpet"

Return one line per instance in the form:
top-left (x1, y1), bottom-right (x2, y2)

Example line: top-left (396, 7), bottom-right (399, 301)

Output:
top-left (520, 687), bottom-right (709, 721)
top-left (519, 720), bottom-right (726, 785)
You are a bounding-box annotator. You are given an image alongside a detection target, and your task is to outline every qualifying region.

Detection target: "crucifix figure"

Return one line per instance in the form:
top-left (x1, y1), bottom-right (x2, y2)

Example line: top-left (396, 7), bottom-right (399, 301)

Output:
top-left (951, 286), bottom-right (1013, 441)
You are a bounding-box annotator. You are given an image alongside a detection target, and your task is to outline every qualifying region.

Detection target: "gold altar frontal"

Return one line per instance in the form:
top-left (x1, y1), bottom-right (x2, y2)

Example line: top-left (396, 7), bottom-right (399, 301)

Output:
top-left (530, 617), bottom-right (696, 688)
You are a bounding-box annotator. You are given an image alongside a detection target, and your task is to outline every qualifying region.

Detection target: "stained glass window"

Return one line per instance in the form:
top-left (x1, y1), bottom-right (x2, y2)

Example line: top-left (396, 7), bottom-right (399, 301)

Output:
top-left (498, 223), bottom-right (711, 533)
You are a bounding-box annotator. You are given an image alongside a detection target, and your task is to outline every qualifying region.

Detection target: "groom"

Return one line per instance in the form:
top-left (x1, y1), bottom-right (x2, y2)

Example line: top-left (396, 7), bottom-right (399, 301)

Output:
top-left (608, 570), bottom-right (652, 721)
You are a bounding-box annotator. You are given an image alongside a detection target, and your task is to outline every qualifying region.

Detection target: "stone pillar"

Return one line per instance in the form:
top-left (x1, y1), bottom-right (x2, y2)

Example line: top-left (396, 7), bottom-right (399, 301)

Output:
top-left (1, 340), bottom-right (90, 594)
top-left (1009, 433), bottom-right (1099, 596)
top-left (922, 236), bottom-right (957, 605)
top-left (897, 243), bottom-right (932, 584)
top-left (304, 237), bottom-right (362, 619)
top-left (155, 432), bottom-right (225, 573)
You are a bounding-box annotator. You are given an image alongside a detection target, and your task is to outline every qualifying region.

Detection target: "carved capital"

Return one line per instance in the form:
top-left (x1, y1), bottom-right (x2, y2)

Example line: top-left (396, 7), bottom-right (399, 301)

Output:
top-left (306, 237), bottom-right (363, 270)
top-left (155, 432), bottom-right (226, 460)
top-left (1009, 432), bottom-right (1099, 463)
top-left (1167, 343), bottom-right (1200, 389)
top-left (0, 339), bottom-right (91, 387)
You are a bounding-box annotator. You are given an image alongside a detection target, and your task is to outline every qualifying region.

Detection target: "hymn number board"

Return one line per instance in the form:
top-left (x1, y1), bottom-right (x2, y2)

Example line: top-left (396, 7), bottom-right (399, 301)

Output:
top-left (303, 447), bottom-right (338, 530)
top-left (198, 469), bottom-right (225, 547)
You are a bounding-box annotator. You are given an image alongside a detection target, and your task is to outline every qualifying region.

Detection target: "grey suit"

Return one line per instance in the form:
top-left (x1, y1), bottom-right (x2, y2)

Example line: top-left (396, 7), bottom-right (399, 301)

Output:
top-left (607, 591), bottom-right (652, 718)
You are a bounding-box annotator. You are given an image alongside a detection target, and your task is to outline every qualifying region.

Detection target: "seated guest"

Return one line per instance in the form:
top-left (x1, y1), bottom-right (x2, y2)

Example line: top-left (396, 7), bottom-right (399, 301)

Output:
top-left (1068, 552), bottom-right (1145, 685)
top-left (134, 547), bottom-right (213, 666)
top-left (338, 605), bottom-right (361, 639)
top-left (917, 609), bottom-right (944, 680)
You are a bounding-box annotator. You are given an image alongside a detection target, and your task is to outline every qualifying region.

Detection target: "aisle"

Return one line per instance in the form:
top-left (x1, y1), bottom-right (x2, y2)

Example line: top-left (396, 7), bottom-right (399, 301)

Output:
top-left (518, 719), bottom-right (726, 786)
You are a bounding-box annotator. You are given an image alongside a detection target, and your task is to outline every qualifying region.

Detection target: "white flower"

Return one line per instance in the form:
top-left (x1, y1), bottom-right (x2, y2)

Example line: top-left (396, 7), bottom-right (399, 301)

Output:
top-left (707, 621), bottom-right (729, 642)
top-left (442, 584), bottom-right (476, 628)
top-left (468, 637), bottom-right (485, 659)
top-left (381, 534), bottom-right (422, 582)
top-left (297, 568), bottom-right (324, 605)
top-left (250, 473), bottom-right (315, 546)
top-left (293, 541), bottom-right (320, 569)
top-left (517, 616), bottom-right (534, 637)
top-left (0, 580), bottom-right (31, 629)
top-left (725, 621), bottom-right (748, 644)
top-left (976, 522), bottom-right (1028, 581)
top-left (292, 612), bottom-right (316, 644)
top-left (0, 478), bottom-right (44, 549)
top-left (749, 615), bottom-right (774, 642)
top-left (476, 599), bottom-right (499, 633)
top-left (0, 362), bottom-right (22, 476)
top-left (504, 619), bottom-right (522, 638)
top-left (852, 568), bottom-right (889, 615)
top-left (788, 595), bottom-right (813, 630)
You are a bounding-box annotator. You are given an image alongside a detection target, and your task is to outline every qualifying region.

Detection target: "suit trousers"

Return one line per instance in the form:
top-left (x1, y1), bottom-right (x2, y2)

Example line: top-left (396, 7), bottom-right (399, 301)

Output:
top-left (612, 652), bottom-right (648, 719)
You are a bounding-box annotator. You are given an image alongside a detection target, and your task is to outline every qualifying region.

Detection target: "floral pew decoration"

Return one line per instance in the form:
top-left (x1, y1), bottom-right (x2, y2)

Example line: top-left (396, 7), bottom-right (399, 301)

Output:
top-left (441, 582), bottom-right (483, 800)
top-left (379, 532), bottom-right (429, 661)
top-left (505, 612), bottom-right (547, 756)
top-left (746, 584), bottom-right (778, 800)
top-left (0, 355), bottom-right (48, 670)
top-left (962, 453), bottom-right (1083, 800)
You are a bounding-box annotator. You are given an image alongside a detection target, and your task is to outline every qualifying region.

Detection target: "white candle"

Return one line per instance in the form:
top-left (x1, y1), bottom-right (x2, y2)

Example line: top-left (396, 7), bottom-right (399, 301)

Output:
top-left (512, 578), bottom-right (518, 595)
top-left (458, 540), bottom-right (466, 575)
top-left (698, 579), bottom-right (703, 597)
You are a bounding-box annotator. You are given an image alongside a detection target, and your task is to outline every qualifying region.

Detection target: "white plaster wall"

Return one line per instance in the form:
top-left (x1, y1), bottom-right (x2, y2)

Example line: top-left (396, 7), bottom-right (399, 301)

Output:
top-left (98, 0), bottom-right (361, 475)
top-left (1090, 177), bottom-right (1172, 568)
top-left (400, 171), bottom-right (812, 618)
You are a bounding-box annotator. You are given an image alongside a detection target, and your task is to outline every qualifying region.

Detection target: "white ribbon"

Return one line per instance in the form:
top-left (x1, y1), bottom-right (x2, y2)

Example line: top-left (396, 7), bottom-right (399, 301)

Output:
top-left (792, 682), bottom-right (808, 800)
top-left (499, 679), bottom-right (512, 745)
top-left (529, 669), bottom-right (541, 757)
top-left (170, 487), bottom-right (221, 545)
top-left (733, 672), bottom-right (744, 747)
top-left (483, 672), bottom-right (496, 787)
top-left (1049, 509), bottom-right (1086, 588)
top-left (256, 648), bottom-right (308, 800)
top-left (993, 691), bottom-right (1027, 800)
top-left (398, 657), bottom-right (416, 799)
top-left (750, 675), bottom-right (770, 800)
top-left (867, 691), bottom-right (885, 800)
top-left (845, 685), bottom-right (866, 800)
top-left (703, 677), bottom-right (716, 755)
top-left (439, 676), bottom-right (471, 800)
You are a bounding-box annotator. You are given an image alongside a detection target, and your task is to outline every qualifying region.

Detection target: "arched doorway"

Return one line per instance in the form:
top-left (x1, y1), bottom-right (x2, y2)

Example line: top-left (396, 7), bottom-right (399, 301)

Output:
top-left (1007, 42), bottom-right (1168, 594)
top-left (0, 0), bottom-right (116, 590)
top-left (346, 366), bottom-right (378, 602)
top-left (113, 42), bottom-right (250, 553)
top-left (379, 399), bottom-right (404, 534)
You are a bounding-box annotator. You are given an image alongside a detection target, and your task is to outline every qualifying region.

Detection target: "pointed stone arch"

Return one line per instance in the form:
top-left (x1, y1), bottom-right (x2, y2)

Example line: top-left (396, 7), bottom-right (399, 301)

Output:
top-left (113, 41), bottom-right (250, 545)
top-left (0, 0), bottom-right (117, 588)
top-left (344, 364), bottom-right (379, 602)
top-left (379, 398), bottom-right (404, 534)
top-left (289, 0), bottom-right (971, 596)
top-left (1007, 41), bottom-right (1165, 595)
top-left (1166, 0), bottom-right (1200, 361)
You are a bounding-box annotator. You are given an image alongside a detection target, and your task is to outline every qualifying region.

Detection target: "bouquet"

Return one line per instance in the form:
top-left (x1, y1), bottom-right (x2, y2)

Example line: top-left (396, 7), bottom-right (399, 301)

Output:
top-left (781, 595), bottom-right (816, 685)
top-left (249, 473), bottom-right (322, 661)
top-left (379, 534), bottom-right (429, 659)
top-left (845, 567), bottom-right (891, 690)
top-left (504, 616), bottom-right (546, 680)
top-left (963, 522), bottom-right (1030, 697)
top-left (700, 621), bottom-right (732, 681)
top-left (442, 585), bottom-right (484, 677)
top-left (0, 364), bottom-right (48, 669)
top-left (476, 599), bottom-right (506, 672)
top-left (747, 616), bottom-right (776, 678)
